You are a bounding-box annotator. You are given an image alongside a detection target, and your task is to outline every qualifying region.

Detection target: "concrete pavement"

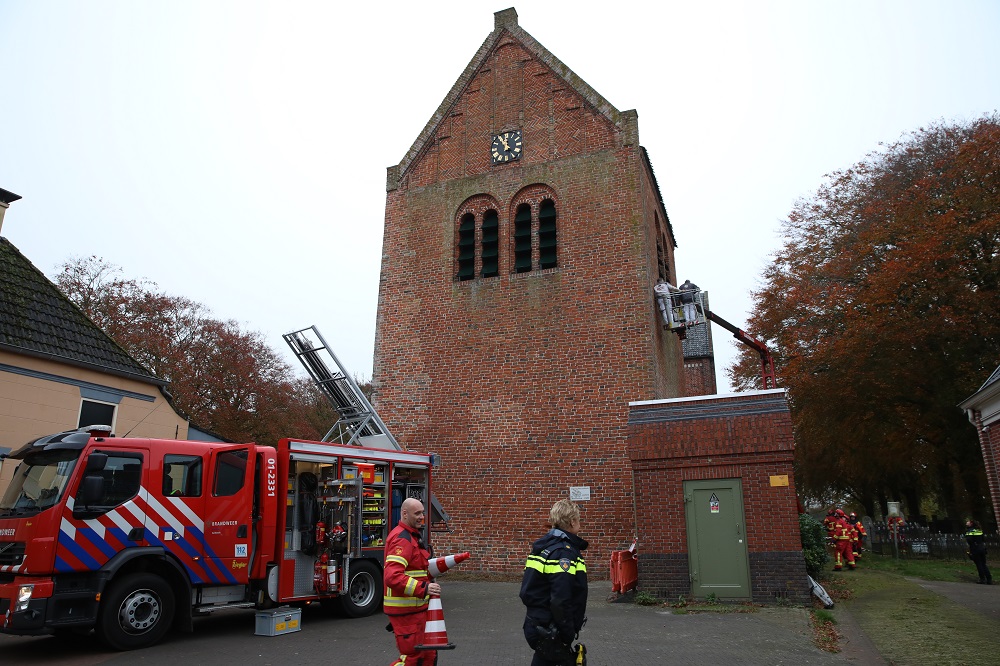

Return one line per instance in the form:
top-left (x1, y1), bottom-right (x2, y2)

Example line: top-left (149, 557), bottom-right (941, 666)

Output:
top-left (0, 580), bottom-right (873, 665)
top-left (906, 577), bottom-right (1000, 622)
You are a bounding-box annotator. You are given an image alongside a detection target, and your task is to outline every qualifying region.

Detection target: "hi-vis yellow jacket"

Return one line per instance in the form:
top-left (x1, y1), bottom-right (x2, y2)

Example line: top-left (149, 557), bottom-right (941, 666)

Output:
top-left (383, 521), bottom-right (431, 615)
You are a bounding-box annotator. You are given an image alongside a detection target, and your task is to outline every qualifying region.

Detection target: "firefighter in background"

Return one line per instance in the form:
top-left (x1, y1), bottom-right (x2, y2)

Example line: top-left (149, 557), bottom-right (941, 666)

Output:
top-left (823, 508), bottom-right (838, 538)
top-left (849, 512), bottom-right (866, 560)
top-left (887, 513), bottom-right (905, 545)
top-left (832, 510), bottom-right (856, 571)
top-left (384, 498), bottom-right (439, 666)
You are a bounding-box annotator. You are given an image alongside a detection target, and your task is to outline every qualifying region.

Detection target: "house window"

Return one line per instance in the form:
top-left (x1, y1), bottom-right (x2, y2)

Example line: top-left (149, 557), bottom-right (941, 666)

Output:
top-left (79, 399), bottom-right (116, 430)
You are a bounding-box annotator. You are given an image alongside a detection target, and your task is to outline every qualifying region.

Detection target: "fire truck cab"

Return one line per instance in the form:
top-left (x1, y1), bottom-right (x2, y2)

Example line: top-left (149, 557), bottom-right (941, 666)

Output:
top-left (0, 428), bottom-right (434, 650)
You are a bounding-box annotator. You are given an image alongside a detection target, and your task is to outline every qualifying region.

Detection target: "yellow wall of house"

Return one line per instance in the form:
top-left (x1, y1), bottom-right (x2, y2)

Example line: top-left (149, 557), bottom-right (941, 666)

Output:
top-left (0, 350), bottom-right (190, 496)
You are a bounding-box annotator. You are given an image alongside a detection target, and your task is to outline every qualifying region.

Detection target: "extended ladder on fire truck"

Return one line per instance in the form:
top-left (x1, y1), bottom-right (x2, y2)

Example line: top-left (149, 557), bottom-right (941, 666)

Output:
top-left (283, 325), bottom-right (451, 529)
top-left (284, 326), bottom-right (397, 449)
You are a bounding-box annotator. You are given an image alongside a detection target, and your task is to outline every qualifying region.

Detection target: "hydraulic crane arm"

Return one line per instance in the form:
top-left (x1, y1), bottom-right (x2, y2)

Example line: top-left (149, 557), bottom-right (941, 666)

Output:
top-left (705, 310), bottom-right (777, 390)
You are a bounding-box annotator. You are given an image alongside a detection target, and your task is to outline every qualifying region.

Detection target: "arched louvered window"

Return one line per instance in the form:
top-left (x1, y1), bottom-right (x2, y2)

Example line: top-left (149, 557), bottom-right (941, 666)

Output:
top-left (538, 199), bottom-right (557, 270)
top-left (457, 213), bottom-right (476, 281)
top-left (481, 210), bottom-right (499, 278)
top-left (513, 204), bottom-right (532, 273)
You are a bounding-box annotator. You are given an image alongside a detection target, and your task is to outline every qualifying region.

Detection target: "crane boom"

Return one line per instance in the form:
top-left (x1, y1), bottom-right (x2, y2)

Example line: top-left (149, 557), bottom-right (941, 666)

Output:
top-left (704, 310), bottom-right (777, 390)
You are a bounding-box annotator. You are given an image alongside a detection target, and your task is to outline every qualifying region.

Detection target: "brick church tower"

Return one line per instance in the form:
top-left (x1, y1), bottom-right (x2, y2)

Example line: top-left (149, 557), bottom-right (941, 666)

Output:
top-left (374, 8), bottom-right (689, 573)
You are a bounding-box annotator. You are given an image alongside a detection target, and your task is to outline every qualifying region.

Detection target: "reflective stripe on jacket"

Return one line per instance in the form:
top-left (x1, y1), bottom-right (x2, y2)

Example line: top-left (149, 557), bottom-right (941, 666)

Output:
top-left (520, 528), bottom-right (589, 644)
top-left (383, 522), bottom-right (431, 615)
top-left (833, 520), bottom-right (853, 540)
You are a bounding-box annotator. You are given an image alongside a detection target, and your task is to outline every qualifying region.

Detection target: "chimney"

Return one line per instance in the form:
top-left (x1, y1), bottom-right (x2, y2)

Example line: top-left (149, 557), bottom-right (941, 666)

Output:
top-left (0, 188), bottom-right (22, 235)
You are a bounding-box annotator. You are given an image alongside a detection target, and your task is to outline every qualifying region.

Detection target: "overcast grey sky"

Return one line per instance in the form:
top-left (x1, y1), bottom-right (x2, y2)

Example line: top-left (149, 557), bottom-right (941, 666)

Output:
top-left (2, 1), bottom-right (998, 391)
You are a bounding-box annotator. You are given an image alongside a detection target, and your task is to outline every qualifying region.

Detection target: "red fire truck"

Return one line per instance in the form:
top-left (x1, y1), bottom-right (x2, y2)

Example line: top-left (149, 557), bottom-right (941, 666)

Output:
top-left (0, 428), bottom-right (436, 649)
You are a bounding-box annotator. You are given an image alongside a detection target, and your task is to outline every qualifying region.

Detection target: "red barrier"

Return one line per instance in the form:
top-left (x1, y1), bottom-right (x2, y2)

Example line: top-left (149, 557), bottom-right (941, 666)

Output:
top-left (610, 547), bottom-right (638, 593)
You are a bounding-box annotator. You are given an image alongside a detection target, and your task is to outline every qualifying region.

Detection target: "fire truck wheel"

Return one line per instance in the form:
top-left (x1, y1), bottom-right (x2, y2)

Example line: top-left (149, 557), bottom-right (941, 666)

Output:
top-left (97, 573), bottom-right (176, 650)
top-left (339, 560), bottom-right (382, 618)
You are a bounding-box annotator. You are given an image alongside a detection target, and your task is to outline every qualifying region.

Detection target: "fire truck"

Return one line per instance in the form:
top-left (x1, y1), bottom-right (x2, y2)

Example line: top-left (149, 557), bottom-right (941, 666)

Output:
top-left (0, 327), bottom-right (444, 650)
top-left (0, 430), bottom-right (436, 649)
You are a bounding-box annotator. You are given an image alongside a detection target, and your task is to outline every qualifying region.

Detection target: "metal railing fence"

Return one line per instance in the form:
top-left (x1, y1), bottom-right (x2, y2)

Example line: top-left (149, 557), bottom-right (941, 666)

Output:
top-left (865, 523), bottom-right (1000, 559)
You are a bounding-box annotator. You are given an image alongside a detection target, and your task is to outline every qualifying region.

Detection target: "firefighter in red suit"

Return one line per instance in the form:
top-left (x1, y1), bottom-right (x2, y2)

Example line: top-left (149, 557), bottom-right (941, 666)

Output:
top-left (822, 509), bottom-right (838, 538)
top-left (849, 512), bottom-right (866, 560)
top-left (384, 497), bottom-right (440, 666)
top-left (832, 510), bottom-right (856, 571)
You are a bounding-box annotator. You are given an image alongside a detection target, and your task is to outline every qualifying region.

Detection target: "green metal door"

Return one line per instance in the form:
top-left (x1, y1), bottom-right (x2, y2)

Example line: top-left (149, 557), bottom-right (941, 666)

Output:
top-left (684, 479), bottom-right (751, 598)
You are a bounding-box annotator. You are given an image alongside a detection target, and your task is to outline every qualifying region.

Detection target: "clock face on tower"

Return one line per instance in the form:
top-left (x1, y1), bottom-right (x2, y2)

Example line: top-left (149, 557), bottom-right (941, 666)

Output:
top-left (491, 130), bottom-right (523, 164)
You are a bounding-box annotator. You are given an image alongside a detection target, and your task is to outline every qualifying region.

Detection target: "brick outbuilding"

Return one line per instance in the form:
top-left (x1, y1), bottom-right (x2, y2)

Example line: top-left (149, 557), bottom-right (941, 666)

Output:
top-left (628, 389), bottom-right (809, 602)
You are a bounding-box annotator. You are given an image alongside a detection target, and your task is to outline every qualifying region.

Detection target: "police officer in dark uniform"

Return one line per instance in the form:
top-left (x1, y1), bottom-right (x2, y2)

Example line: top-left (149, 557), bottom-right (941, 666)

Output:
top-left (965, 519), bottom-right (992, 585)
top-left (520, 499), bottom-right (588, 665)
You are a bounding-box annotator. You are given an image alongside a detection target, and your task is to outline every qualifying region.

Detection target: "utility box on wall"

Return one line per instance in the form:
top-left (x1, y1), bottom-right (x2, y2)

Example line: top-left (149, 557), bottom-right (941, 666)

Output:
top-left (626, 389), bottom-right (809, 603)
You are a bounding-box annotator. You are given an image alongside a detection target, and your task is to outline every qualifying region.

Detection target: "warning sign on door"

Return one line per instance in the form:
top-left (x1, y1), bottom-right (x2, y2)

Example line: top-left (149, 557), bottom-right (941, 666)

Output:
top-left (709, 493), bottom-right (720, 514)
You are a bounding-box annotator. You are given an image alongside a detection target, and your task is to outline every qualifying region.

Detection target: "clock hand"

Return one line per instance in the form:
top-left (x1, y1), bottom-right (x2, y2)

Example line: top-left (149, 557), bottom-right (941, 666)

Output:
top-left (499, 136), bottom-right (510, 151)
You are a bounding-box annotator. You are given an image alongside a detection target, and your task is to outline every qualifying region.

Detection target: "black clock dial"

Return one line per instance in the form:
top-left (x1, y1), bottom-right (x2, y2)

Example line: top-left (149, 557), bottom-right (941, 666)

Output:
top-left (491, 130), bottom-right (523, 164)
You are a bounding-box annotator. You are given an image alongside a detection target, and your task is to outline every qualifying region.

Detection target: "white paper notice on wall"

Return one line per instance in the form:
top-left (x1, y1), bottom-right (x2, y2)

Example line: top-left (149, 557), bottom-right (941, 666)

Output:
top-left (569, 486), bottom-right (591, 501)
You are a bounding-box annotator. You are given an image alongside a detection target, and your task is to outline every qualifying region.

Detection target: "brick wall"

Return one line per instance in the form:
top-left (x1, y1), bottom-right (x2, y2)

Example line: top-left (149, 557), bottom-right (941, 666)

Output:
top-left (374, 15), bottom-right (686, 575)
top-left (968, 408), bottom-right (1000, 524)
top-left (627, 390), bottom-right (810, 602)
top-left (683, 358), bottom-right (716, 397)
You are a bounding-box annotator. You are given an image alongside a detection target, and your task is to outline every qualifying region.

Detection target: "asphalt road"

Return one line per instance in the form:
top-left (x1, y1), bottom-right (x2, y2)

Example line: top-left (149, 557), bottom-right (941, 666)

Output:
top-left (0, 581), bottom-right (863, 665)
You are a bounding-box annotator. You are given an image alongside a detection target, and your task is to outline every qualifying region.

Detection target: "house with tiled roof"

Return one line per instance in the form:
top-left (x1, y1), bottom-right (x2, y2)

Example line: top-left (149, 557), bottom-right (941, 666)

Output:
top-left (0, 189), bottom-right (200, 493)
top-left (960, 365), bottom-right (1000, 526)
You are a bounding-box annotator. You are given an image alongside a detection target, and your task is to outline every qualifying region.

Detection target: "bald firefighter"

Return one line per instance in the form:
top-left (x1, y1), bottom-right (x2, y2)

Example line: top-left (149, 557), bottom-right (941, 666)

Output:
top-left (384, 498), bottom-right (440, 666)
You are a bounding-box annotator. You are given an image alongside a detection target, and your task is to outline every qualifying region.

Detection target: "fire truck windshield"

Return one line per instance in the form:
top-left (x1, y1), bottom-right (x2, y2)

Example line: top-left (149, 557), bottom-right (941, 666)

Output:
top-left (0, 449), bottom-right (80, 516)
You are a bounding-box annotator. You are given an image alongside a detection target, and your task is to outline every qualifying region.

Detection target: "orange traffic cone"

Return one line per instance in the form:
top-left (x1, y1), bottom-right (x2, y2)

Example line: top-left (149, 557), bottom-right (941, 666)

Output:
top-left (427, 551), bottom-right (470, 578)
top-left (415, 593), bottom-right (456, 651)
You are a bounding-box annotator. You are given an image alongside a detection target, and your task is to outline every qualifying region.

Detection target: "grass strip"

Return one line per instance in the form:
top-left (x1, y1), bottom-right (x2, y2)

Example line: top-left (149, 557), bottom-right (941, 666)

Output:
top-left (833, 566), bottom-right (1000, 665)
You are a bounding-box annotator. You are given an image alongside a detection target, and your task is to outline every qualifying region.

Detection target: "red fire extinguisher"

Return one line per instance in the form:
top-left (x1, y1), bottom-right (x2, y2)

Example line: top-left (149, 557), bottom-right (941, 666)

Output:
top-left (315, 521), bottom-right (326, 548)
top-left (314, 552), bottom-right (329, 592)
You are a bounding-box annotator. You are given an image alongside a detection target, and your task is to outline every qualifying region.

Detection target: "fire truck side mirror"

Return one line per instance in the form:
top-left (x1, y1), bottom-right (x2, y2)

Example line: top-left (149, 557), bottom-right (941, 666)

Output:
top-left (75, 452), bottom-right (109, 511)
top-left (75, 474), bottom-right (105, 509)
top-left (84, 452), bottom-right (108, 473)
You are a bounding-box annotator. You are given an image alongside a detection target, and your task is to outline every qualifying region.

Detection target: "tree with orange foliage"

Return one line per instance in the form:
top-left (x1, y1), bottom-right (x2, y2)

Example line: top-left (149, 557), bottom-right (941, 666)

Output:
top-left (732, 115), bottom-right (1000, 524)
top-left (56, 256), bottom-right (336, 446)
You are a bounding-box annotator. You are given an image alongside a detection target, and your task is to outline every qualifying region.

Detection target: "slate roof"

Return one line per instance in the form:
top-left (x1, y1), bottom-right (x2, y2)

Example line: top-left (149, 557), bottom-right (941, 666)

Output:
top-left (0, 236), bottom-right (165, 385)
top-left (681, 292), bottom-right (713, 359)
top-left (980, 365), bottom-right (1000, 392)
